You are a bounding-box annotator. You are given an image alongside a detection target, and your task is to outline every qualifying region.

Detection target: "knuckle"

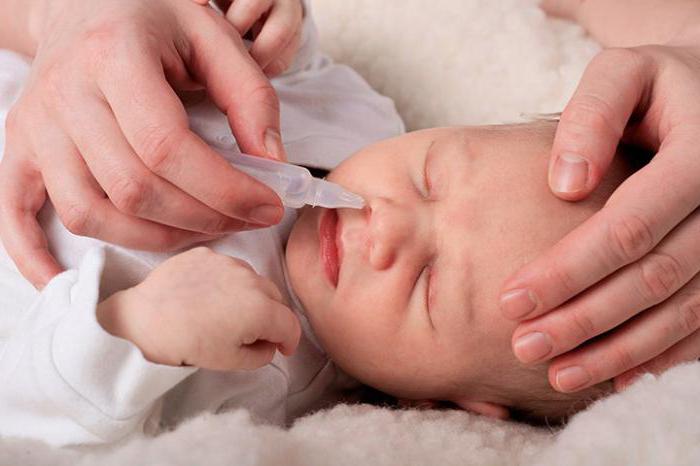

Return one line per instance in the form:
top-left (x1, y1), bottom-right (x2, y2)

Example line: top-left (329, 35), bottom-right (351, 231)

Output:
top-left (81, 19), bottom-right (129, 52)
top-left (156, 230), bottom-right (193, 252)
top-left (609, 345), bottom-right (636, 374)
top-left (677, 295), bottom-right (700, 335)
top-left (563, 95), bottom-right (622, 139)
top-left (638, 252), bottom-right (686, 302)
top-left (109, 176), bottom-right (149, 215)
top-left (201, 215), bottom-right (232, 234)
top-left (598, 47), bottom-right (647, 73)
top-left (266, 57), bottom-right (290, 77)
top-left (41, 62), bottom-right (72, 106)
top-left (134, 125), bottom-right (186, 173)
top-left (568, 308), bottom-right (598, 341)
top-left (245, 82), bottom-right (280, 114)
top-left (61, 202), bottom-right (93, 235)
top-left (266, 29), bottom-right (292, 53)
top-left (607, 214), bottom-right (656, 264)
top-left (546, 259), bottom-right (579, 296)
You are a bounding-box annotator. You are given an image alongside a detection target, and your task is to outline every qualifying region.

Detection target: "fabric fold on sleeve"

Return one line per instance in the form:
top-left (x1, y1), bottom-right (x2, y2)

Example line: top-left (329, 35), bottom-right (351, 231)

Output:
top-left (0, 247), bottom-right (196, 446)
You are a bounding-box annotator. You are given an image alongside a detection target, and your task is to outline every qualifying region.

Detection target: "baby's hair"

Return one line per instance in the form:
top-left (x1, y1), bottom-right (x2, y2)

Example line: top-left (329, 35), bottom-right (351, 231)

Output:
top-left (479, 364), bottom-right (613, 426)
top-left (346, 356), bottom-right (613, 426)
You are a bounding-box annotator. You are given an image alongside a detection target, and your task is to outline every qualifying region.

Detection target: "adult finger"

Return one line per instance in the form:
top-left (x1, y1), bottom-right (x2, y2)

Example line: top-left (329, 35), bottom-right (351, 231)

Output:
top-left (500, 128), bottom-right (700, 321)
top-left (512, 207), bottom-right (700, 364)
top-left (539, 0), bottom-right (581, 19)
top-left (62, 92), bottom-right (249, 233)
top-left (549, 48), bottom-right (652, 200)
top-left (547, 273), bottom-right (700, 392)
top-left (0, 150), bottom-right (61, 288)
top-left (249, 0), bottom-right (303, 70)
top-left (179, 6), bottom-right (287, 161)
top-left (226, 0), bottom-right (274, 37)
top-left (614, 330), bottom-right (700, 391)
top-left (98, 45), bottom-right (284, 226)
top-left (35, 121), bottom-right (211, 252)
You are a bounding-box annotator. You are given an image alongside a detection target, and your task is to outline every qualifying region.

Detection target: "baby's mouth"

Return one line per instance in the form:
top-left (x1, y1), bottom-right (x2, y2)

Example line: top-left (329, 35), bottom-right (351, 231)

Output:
top-left (319, 209), bottom-right (342, 287)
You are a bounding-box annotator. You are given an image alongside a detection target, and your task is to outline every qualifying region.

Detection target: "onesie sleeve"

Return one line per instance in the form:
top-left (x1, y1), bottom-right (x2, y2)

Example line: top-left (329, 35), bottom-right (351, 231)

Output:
top-left (0, 247), bottom-right (196, 446)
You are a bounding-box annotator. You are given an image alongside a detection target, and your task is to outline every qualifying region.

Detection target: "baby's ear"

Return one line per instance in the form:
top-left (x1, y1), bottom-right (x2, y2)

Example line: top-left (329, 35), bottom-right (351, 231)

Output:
top-left (452, 398), bottom-right (510, 420)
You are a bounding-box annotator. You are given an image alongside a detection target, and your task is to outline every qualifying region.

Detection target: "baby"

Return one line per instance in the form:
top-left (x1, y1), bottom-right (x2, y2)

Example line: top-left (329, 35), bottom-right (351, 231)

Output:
top-left (0, 119), bottom-right (631, 445)
top-left (0, 0), bottom-right (626, 448)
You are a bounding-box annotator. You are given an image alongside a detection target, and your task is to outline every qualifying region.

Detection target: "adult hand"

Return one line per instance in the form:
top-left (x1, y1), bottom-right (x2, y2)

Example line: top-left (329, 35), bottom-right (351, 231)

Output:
top-left (0, 0), bottom-right (287, 288)
top-left (500, 42), bottom-right (700, 392)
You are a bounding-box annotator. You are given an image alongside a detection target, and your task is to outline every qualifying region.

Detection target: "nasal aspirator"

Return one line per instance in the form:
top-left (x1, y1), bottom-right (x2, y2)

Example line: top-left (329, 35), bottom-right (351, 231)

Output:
top-left (220, 149), bottom-right (365, 210)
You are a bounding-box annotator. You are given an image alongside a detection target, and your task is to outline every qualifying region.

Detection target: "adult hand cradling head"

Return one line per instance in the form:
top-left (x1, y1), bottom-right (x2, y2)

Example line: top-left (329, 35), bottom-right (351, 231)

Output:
top-left (503, 0), bottom-right (700, 394)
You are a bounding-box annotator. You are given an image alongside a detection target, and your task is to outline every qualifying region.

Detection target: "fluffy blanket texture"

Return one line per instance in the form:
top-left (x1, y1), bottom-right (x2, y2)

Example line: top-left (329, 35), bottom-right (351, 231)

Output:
top-left (2, 0), bottom-right (699, 464)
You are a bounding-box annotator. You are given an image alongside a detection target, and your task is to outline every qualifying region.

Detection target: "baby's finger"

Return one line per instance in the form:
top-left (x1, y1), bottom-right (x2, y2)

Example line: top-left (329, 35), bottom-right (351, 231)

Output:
top-left (250, 0), bottom-right (304, 70)
top-left (614, 330), bottom-right (700, 391)
top-left (549, 48), bottom-right (652, 201)
top-left (547, 273), bottom-right (700, 392)
top-left (263, 26), bottom-right (302, 77)
top-left (512, 207), bottom-right (700, 364)
top-left (253, 301), bottom-right (301, 356)
top-left (226, 0), bottom-right (274, 37)
top-left (500, 129), bottom-right (700, 322)
top-left (0, 149), bottom-right (61, 289)
top-left (235, 340), bottom-right (278, 370)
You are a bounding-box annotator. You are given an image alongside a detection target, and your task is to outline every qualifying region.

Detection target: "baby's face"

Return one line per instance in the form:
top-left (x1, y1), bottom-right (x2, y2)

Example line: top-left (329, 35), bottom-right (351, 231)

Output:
top-left (286, 124), bottom-right (622, 401)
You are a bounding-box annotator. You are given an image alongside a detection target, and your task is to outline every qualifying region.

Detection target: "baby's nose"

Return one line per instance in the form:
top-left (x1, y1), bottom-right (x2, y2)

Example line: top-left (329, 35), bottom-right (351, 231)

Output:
top-left (367, 198), bottom-right (414, 270)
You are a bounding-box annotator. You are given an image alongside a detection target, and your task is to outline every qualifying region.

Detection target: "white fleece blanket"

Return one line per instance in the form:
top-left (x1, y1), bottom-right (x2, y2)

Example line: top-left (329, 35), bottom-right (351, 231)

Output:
top-left (1, 0), bottom-right (699, 464)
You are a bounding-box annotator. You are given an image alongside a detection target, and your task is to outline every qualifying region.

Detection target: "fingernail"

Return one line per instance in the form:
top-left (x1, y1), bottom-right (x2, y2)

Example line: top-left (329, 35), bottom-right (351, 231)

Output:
top-left (264, 128), bottom-right (286, 161)
top-left (513, 332), bottom-right (552, 363)
top-left (555, 366), bottom-right (591, 392)
top-left (500, 289), bottom-right (537, 319)
top-left (551, 152), bottom-right (589, 194)
top-left (249, 204), bottom-right (283, 225)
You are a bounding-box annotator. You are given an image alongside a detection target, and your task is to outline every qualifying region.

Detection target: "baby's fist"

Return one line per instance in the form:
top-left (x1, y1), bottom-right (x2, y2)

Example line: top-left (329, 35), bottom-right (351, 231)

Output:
top-left (99, 247), bottom-right (301, 371)
top-left (209, 0), bottom-right (304, 77)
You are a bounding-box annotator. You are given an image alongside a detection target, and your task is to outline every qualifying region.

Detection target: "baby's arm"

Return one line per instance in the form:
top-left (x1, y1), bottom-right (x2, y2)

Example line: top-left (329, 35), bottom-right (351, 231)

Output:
top-left (541, 0), bottom-right (700, 47)
top-left (98, 247), bottom-right (301, 370)
top-left (0, 247), bottom-right (299, 446)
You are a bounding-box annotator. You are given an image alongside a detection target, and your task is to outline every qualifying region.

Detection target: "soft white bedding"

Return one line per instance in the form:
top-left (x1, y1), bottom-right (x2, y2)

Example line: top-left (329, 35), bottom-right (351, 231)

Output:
top-left (1, 0), bottom-right (698, 464)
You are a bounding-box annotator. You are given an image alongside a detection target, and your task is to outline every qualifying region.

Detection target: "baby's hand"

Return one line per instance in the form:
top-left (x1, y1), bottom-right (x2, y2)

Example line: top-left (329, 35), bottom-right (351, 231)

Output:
top-left (195, 0), bottom-right (304, 77)
top-left (97, 247), bottom-right (301, 371)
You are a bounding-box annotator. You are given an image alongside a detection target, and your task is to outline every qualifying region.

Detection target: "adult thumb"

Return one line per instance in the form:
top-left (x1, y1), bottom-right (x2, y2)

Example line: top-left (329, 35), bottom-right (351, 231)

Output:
top-left (180, 9), bottom-right (287, 161)
top-left (550, 48), bottom-right (651, 201)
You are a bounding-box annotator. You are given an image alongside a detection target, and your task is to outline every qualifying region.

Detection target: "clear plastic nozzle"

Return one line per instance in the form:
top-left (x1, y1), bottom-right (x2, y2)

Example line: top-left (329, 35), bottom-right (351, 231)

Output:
top-left (218, 149), bottom-right (365, 210)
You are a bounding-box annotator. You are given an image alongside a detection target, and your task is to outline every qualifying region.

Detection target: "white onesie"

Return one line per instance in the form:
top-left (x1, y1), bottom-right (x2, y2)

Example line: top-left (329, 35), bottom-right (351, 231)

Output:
top-left (0, 2), bottom-right (404, 447)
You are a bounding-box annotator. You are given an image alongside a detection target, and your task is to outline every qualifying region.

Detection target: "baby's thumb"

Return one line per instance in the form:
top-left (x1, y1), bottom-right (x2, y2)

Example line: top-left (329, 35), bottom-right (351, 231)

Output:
top-left (550, 48), bottom-right (651, 201)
